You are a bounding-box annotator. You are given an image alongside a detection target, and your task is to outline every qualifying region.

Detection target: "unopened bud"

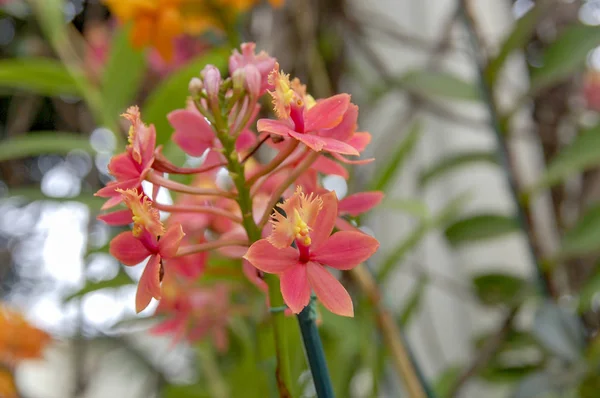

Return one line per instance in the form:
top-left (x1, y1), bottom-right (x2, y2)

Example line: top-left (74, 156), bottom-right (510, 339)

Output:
top-left (201, 65), bottom-right (221, 103)
top-left (188, 77), bottom-right (203, 96)
top-left (244, 64), bottom-right (261, 98)
top-left (232, 68), bottom-right (245, 93)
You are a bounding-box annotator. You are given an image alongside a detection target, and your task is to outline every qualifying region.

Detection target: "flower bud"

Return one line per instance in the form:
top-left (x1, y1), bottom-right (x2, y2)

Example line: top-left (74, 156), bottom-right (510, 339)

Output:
top-left (188, 77), bottom-right (203, 97)
top-left (244, 64), bottom-right (261, 98)
top-left (232, 68), bottom-right (245, 93)
top-left (201, 65), bottom-right (221, 104)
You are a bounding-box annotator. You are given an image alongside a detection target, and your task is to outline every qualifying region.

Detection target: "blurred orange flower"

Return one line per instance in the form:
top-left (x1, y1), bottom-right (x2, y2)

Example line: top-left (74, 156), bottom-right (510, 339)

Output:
top-left (0, 370), bottom-right (16, 398)
top-left (0, 305), bottom-right (50, 364)
top-left (104, 0), bottom-right (284, 61)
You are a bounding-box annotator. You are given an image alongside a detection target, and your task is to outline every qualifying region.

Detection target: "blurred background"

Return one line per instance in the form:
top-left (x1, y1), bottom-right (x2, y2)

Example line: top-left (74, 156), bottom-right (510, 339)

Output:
top-left (2, 0), bottom-right (600, 397)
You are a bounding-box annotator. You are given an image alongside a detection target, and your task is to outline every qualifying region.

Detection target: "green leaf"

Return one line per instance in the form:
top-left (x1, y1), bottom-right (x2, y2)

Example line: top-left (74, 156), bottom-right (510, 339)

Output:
top-left (533, 300), bottom-right (584, 362)
top-left (101, 24), bottom-right (146, 119)
top-left (560, 203), bottom-right (600, 258)
top-left (143, 48), bottom-right (230, 146)
top-left (382, 198), bottom-right (429, 219)
top-left (398, 276), bottom-right (427, 327)
top-left (0, 58), bottom-right (81, 97)
top-left (0, 132), bottom-right (94, 161)
top-left (444, 213), bottom-right (519, 246)
top-left (531, 23), bottom-right (600, 90)
top-left (530, 124), bottom-right (600, 194)
top-left (578, 267), bottom-right (600, 313)
top-left (419, 151), bottom-right (498, 186)
top-left (369, 121), bottom-right (421, 192)
top-left (486, 5), bottom-right (544, 85)
top-left (397, 70), bottom-right (480, 101)
top-left (64, 270), bottom-right (134, 302)
top-left (472, 272), bottom-right (527, 306)
top-left (433, 366), bottom-right (462, 398)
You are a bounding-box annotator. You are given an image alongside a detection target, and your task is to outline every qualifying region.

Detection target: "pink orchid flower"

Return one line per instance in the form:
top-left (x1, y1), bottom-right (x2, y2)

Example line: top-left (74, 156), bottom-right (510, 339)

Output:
top-left (243, 187), bottom-right (379, 317)
top-left (229, 42), bottom-right (276, 96)
top-left (257, 64), bottom-right (360, 156)
top-left (96, 107), bottom-right (156, 210)
top-left (152, 280), bottom-right (230, 351)
top-left (109, 189), bottom-right (185, 313)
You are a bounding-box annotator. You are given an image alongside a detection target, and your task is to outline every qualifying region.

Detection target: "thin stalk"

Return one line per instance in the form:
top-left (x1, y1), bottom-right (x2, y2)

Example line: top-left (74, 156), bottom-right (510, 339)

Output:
top-left (297, 298), bottom-right (335, 398)
top-left (176, 239), bottom-right (248, 257)
top-left (258, 150), bottom-right (319, 228)
top-left (459, 1), bottom-right (553, 297)
top-left (153, 202), bottom-right (243, 224)
top-left (146, 171), bottom-right (236, 198)
top-left (246, 140), bottom-right (299, 186)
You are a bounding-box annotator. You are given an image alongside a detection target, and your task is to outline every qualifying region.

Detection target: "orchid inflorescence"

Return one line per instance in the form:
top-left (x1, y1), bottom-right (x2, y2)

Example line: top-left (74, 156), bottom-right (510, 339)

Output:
top-left (96, 42), bottom-right (382, 346)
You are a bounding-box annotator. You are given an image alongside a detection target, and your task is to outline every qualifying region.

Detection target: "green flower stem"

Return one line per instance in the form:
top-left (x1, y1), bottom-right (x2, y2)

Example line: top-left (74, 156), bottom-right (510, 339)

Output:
top-left (218, 129), bottom-right (294, 397)
top-left (297, 298), bottom-right (335, 398)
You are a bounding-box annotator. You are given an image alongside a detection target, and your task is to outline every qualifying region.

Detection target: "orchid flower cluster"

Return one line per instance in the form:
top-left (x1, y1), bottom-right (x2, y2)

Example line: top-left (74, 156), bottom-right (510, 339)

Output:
top-left (96, 43), bottom-right (382, 347)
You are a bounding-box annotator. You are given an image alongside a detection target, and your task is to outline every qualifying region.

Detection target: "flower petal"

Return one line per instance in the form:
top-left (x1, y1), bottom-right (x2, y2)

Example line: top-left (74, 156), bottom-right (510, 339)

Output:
top-left (236, 129), bottom-right (257, 153)
top-left (243, 239), bottom-right (299, 273)
top-left (158, 223), bottom-right (185, 258)
top-left (109, 231), bottom-right (151, 265)
top-left (280, 265), bottom-right (311, 314)
top-left (318, 136), bottom-right (360, 156)
top-left (108, 153), bottom-right (140, 180)
top-left (338, 191), bottom-right (384, 217)
top-left (331, 153), bottom-right (374, 165)
top-left (288, 131), bottom-right (325, 152)
top-left (306, 262), bottom-right (353, 317)
top-left (97, 209), bottom-right (132, 226)
top-left (257, 118), bottom-right (295, 137)
top-left (318, 103), bottom-right (358, 141)
top-left (334, 217), bottom-right (359, 232)
top-left (312, 155), bottom-right (349, 179)
top-left (305, 94), bottom-right (350, 132)
top-left (168, 109), bottom-right (215, 157)
top-left (311, 231), bottom-right (379, 270)
top-left (309, 191), bottom-right (338, 250)
top-left (136, 254), bottom-right (162, 313)
top-left (348, 132), bottom-right (371, 152)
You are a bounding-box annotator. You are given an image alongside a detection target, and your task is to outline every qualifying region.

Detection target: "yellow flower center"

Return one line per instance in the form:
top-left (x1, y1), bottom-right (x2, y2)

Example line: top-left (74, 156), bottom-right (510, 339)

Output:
top-left (293, 208), bottom-right (311, 246)
top-left (117, 189), bottom-right (165, 237)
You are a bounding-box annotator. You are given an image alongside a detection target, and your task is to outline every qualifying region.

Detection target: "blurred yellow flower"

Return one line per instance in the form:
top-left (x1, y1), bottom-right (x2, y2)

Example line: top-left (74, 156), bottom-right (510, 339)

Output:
top-left (104, 0), bottom-right (284, 61)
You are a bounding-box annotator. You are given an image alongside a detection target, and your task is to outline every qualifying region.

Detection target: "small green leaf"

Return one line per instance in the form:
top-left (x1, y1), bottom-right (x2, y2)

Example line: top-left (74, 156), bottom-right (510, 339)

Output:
top-left (398, 276), bottom-right (427, 327)
top-left (101, 24), bottom-right (146, 119)
top-left (444, 213), bottom-right (519, 246)
top-left (397, 71), bottom-right (480, 101)
top-left (0, 133), bottom-right (94, 161)
top-left (560, 203), bottom-right (600, 258)
top-left (578, 267), bottom-right (600, 313)
top-left (486, 5), bottom-right (545, 85)
top-left (143, 49), bottom-right (229, 146)
top-left (472, 272), bottom-right (527, 306)
top-left (530, 124), bottom-right (600, 194)
top-left (369, 121), bottom-right (421, 192)
top-left (419, 151), bottom-right (498, 186)
top-left (64, 270), bottom-right (134, 302)
top-left (531, 23), bottom-right (600, 90)
top-left (0, 58), bottom-right (81, 97)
